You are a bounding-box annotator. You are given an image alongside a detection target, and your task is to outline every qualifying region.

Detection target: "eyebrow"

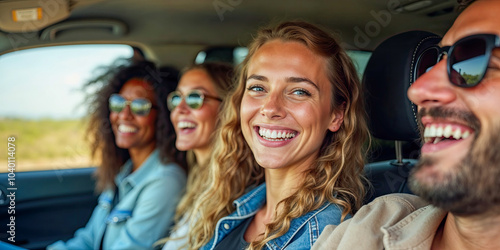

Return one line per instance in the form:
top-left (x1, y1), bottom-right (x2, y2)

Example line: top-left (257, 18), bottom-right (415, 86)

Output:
top-left (176, 86), bottom-right (210, 93)
top-left (246, 74), bottom-right (320, 91)
top-left (247, 74), bottom-right (267, 82)
top-left (286, 77), bottom-right (319, 90)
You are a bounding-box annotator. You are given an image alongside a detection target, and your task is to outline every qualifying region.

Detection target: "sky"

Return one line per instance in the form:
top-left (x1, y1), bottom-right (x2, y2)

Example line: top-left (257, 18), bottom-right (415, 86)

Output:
top-left (0, 45), bottom-right (132, 120)
top-left (0, 45), bottom-right (371, 120)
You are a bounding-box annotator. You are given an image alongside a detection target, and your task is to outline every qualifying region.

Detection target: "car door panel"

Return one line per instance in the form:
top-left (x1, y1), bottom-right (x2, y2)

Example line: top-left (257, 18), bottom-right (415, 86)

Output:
top-left (0, 167), bottom-right (97, 249)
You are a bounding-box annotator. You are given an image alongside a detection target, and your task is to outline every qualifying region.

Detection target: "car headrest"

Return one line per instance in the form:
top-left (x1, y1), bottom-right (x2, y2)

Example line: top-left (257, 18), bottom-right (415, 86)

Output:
top-left (363, 31), bottom-right (441, 141)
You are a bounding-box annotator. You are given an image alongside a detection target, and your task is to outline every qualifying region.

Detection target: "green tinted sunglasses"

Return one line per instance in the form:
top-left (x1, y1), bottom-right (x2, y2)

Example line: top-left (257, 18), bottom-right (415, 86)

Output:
top-left (167, 89), bottom-right (222, 111)
top-left (109, 94), bottom-right (156, 116)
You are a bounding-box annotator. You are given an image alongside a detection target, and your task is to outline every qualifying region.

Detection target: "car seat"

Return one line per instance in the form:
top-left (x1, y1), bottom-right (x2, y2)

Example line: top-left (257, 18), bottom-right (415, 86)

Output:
top-left (362, 30), bottom-right (441, 202)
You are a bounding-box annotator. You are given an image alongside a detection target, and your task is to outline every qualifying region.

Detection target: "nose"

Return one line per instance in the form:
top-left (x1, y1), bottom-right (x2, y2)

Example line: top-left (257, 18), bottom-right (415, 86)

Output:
top-left (174, 98), bottom-right (190, 114)
top-left (407, 58), bottom-right (457, 108)
top-left (260, 91), bottom-right (286, 119)
top-left (118, 104), bottom-right (134, 119)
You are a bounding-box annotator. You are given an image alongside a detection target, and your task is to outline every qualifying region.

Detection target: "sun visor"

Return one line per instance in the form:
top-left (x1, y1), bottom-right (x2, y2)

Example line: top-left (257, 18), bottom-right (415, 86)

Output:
top-left (0, 0), bottom-right (69, 33)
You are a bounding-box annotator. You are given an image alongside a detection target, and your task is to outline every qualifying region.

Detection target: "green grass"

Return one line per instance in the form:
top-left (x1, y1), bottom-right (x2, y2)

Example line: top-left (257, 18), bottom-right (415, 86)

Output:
top-left (0, 118), bottom-right (92, 171)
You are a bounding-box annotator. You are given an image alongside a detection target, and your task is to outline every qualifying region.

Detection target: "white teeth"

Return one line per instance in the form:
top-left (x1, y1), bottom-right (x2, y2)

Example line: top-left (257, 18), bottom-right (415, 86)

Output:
top-left (436, 126), bottom-right (443, 137)
top-left (423, 124), bottom-right (473, 143)
top-left (443, 125), bottom-right (452, 138)
top-left (429, 125), bottom-right (437, 136)
top-left (178, 121), bottom-right (196, 129)
top-left (118, 124), bottom-right (137, 133)
top-left (462, 130), bottom-right (470, 139)
top-left (265, 130), bottom-right (272, 138)
top-left (453, 128), bottom-right (461, 139)
top-left (258, 127), bottom-right (296, 141)
top-left (424, 127), bottom-right (430, 138)
top-left (271, 130), bottom-right (277, 139)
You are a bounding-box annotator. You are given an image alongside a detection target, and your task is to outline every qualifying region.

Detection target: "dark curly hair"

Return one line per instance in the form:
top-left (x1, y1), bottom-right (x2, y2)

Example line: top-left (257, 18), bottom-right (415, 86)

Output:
top-left (85, 59), bottom-right (186, 192)
top-left (457, 0), bottom-right (475, 11)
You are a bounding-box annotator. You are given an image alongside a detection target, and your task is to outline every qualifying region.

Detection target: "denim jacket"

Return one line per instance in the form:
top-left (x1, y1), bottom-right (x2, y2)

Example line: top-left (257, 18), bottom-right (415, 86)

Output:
top-left (48, 149), bottom-right (186, 250)
top-left (201, 184), bottom-right (350, 250)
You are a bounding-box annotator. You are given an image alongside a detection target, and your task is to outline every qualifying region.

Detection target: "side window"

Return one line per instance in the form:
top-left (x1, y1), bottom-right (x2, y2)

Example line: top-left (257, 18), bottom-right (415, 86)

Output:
top-left (0, 45), bottom-right (133, 172)
top-left (194, 47), bottom-right (371, 77)
top-left (346, 50), bottom-right (371, 79)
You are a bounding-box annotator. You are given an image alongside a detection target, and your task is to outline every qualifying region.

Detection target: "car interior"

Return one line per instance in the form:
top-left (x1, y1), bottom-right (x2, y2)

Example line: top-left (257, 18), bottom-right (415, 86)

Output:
top-left (363, 30), bottom-right (442, 202)
top-left (0, 0), bottom-right (460, 249)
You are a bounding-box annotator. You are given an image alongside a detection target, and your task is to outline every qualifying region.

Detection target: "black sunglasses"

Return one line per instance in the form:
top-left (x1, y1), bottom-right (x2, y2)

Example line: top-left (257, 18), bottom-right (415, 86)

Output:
top-left (415, 33), bottom-right (500, 87)
top-left (167, 89), bottom-right (222, 111)
top-left (109, 94), bottom-right (156, 116)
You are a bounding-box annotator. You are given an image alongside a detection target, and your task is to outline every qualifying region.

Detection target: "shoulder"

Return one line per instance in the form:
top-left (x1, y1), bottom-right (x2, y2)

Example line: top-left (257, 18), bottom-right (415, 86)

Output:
top-left (342, 193), bottom-right (429, 229)
top-left (313, 203), bottom-right (345, 226)
top-left (358, 193), bottom-right (428, 216)
top-left (312, 194), bottom-right (429, 250)
top-left (158, 161), bottom-right (186, 178)
top-left (136, 163), bottom-right (186, 201)
top-left (145, 159), bottom-right (186, 185)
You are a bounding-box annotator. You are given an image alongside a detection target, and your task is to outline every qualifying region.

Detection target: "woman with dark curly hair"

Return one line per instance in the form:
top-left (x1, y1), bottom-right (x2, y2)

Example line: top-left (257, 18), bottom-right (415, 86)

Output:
top-left (48, 60), bottom-right (187, 250)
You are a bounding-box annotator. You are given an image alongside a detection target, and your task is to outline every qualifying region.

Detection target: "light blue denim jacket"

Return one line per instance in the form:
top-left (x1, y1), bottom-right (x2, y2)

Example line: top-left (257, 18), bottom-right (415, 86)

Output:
top-left (201, 184), bottom-right (350, 250)
top-left (48, 149), bottom-right (186, 250)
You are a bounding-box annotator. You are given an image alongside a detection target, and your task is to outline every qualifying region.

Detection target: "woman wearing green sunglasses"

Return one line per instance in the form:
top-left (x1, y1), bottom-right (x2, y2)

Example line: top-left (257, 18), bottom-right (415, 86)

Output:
top-left (48, 60), bottom-right (187, 250)
top-left (158, 62), bottom-right (234, 249)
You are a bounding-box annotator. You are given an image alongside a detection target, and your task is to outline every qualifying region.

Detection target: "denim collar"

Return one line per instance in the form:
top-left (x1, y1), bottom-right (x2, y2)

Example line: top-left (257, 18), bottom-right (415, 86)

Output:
top-left (114, 149), bottom-right (160, 194)
top-left (229, 183), bottom-right (333, 250)
top-left (233, 183), bottom-right (267, 217)
top-left (266, 202), bottom-right (331, 250)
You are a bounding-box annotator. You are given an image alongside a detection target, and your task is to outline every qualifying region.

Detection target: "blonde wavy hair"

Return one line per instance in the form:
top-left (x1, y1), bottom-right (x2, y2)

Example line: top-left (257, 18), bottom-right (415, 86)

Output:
top-left (187, 21), bottom-right (369, 250)
top-left (173, 62), bottom-right (235, 219)
top-left (156, 62), bottom-right (234, 247)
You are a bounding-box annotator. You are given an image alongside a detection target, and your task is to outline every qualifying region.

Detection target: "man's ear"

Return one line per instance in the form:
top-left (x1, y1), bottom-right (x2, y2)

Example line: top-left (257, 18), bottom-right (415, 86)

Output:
top-left (328, 103), bottom-right (345, 132)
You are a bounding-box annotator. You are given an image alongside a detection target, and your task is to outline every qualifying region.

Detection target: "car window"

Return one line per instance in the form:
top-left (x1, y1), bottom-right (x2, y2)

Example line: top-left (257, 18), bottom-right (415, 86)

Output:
top-left (0, 45), bottom-right (133, 172)
top-left (195, 47), bottom-right (372, 77)
top-left (346, 50), bottom-right (371, 79)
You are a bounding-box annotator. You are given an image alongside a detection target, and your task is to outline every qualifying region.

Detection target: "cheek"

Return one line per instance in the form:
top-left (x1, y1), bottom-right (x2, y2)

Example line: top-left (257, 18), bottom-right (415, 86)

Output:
top-left (240, 96), bottom-right (259, 131)
top-left (170, 110), bottom-right (176, 124)
top-left (138, 113), bottom-right (157, 130)
top-left (465, 82), bottom-right (500, 120)
top-left (196, 106), bottom-right (219, 129)
top-left (302, 104), bottom-right (334, 137)
top-left (109, 112), bottom-right (118, 125)
top-left (293, 103), bottom-right (325, 125)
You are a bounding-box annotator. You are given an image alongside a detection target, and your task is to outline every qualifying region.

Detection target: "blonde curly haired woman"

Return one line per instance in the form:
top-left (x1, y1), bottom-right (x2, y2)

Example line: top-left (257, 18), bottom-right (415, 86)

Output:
top-left (159, 62), bottom-right (234, 250)
top-left (183, 21), bottom-right (369, 250)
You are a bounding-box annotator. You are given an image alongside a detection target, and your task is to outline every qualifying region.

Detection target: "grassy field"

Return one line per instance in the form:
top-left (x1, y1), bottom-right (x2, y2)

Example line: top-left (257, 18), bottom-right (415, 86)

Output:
top-left (0, 118), bottom-right (95, 172)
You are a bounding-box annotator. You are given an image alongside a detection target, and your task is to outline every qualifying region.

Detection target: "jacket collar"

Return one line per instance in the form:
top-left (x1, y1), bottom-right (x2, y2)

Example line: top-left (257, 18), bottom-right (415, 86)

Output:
top-left (266, 202), bottom-right (331, 250)
top-left (233, 183), bottom-right (267, 216)
top-left (115, 149), bottom-right (160, 193)
top-left (232, 183), bottom-right (333, 250)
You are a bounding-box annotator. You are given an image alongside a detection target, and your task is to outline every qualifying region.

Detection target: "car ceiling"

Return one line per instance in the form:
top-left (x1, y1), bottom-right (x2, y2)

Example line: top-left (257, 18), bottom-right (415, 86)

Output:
top-left (0, 0), bottom-right (458, 68)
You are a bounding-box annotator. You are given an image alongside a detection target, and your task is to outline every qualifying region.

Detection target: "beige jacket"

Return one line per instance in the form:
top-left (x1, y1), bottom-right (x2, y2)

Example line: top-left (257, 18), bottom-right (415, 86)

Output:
top-left (312, 194), bottom-right (447, 250)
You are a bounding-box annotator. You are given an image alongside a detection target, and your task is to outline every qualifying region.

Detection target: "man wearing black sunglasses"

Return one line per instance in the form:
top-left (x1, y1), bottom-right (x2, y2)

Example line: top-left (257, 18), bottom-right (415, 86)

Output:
top-left (313, 0), bottom-right (500, 249)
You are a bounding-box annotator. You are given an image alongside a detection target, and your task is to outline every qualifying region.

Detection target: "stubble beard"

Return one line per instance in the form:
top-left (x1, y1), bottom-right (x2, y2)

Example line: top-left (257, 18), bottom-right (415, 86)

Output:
top-left (409, 107), bottom-right (500, 215)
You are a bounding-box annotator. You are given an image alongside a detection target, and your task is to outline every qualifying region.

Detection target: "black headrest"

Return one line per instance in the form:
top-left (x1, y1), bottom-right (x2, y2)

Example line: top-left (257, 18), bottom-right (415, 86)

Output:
top-left (363, 31), bottom-right (441, 141)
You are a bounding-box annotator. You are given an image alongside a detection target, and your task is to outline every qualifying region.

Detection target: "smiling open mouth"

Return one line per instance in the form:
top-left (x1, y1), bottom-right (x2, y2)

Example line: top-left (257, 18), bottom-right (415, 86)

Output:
top-left (423, 124), bottom-right (472, 144)
top-left (118, 124), bottom-right (138, 133)
top-left (178, 121), bottom-right (196, 130)
top-left (258, 127), bottom-right (297, 141)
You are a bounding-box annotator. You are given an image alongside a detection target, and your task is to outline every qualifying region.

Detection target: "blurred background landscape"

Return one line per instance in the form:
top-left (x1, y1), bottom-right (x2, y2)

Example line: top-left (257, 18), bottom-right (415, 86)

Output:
top-left (0, 118), bottom-right (92, 172)
top-left (0, 45), bottom-right (132, 172)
